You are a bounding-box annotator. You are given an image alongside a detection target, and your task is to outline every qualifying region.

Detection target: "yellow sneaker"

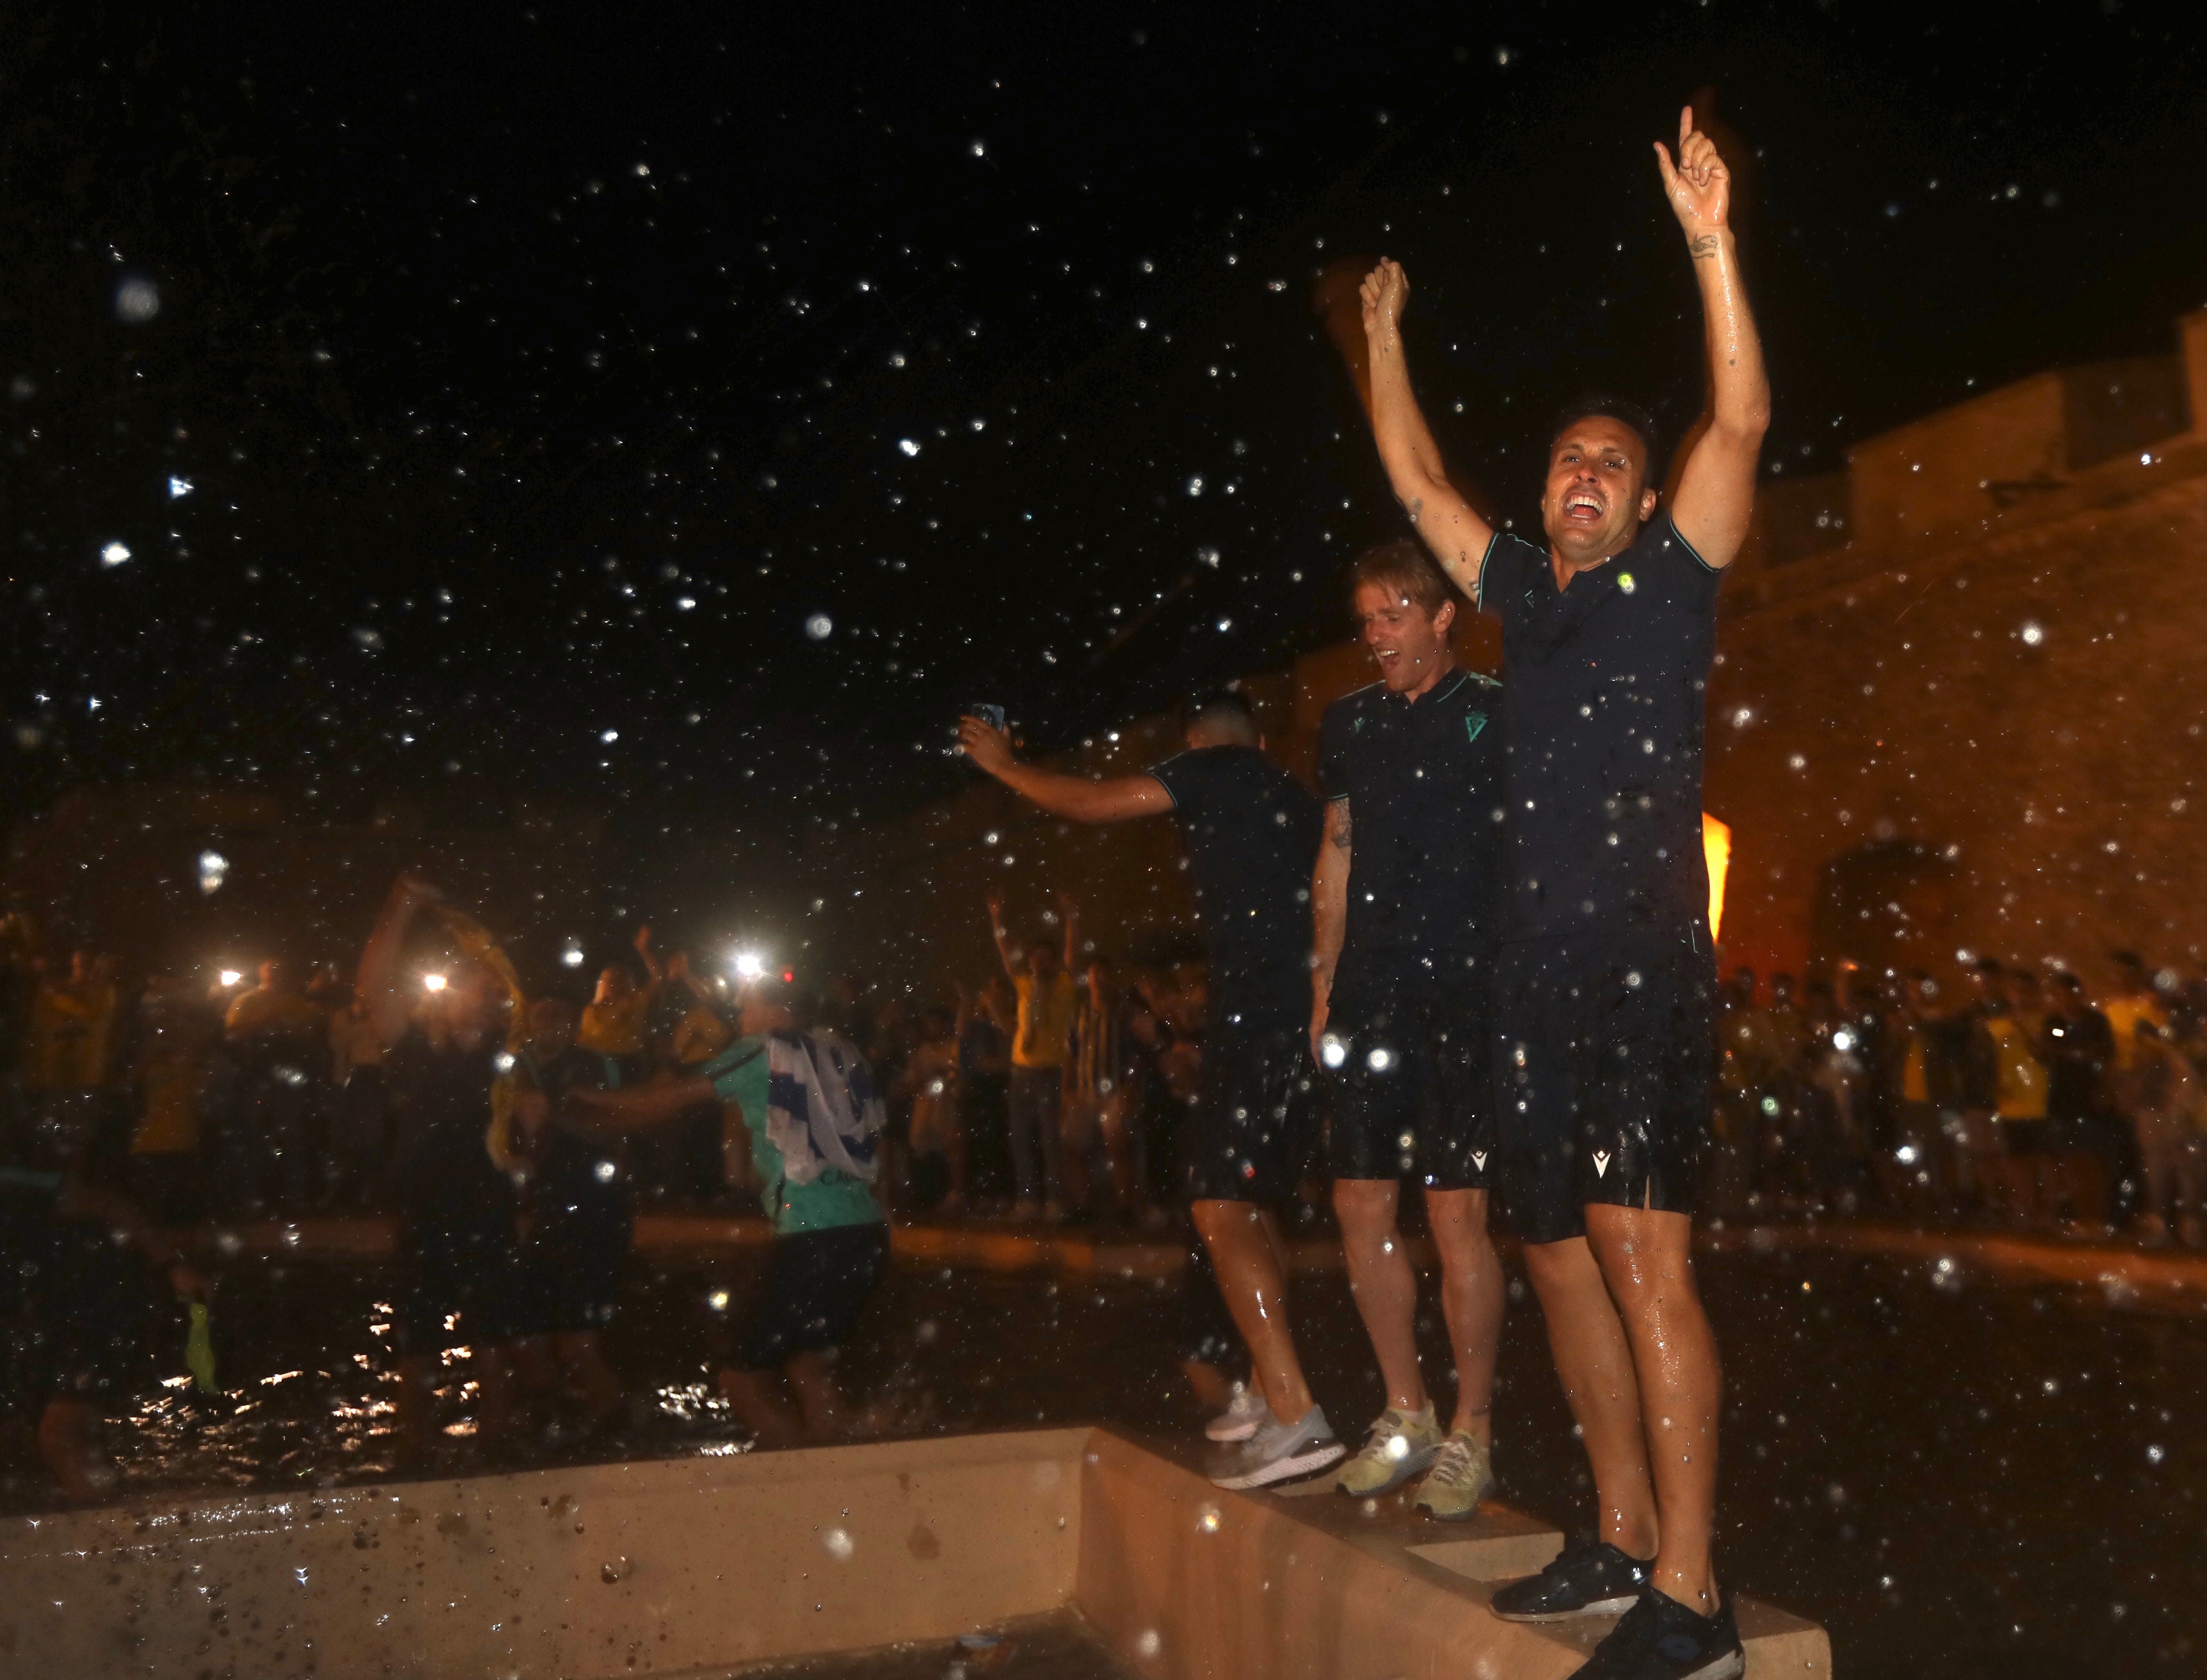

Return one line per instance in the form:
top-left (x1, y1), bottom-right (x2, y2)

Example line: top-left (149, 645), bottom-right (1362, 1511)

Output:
top-left (1334, 1405), bottom-right (1442, 1497)
top-left (1411, 1430), bottom-right (1494, 1521)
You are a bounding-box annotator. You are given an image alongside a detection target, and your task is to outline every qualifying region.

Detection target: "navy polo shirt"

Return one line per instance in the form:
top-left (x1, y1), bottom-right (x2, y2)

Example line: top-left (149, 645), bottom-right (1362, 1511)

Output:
top-left (1316, 665), bottom-right (1504, 990)
top-left (1150, 745), bottom-right (1322, 1032)
top-left (1476, 512), bottom-right (1722, 943)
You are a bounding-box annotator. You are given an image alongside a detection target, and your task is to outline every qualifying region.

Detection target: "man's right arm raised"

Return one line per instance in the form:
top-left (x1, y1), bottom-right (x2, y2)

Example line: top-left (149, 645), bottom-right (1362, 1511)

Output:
top-left (1308, 797), bottom-right (1352, 1064)
top-left (1359, 258), bottom-right (1494, 599)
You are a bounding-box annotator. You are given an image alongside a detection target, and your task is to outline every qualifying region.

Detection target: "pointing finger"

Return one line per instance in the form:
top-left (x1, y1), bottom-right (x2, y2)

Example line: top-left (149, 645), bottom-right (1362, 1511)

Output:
top-left (1680, 104), bottom-right (1693, 153)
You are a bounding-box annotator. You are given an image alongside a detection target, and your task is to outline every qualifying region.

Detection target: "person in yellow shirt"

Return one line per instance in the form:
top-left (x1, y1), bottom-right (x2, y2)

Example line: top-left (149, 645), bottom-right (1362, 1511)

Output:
top-left (26, 952), bottom-right (121, 1095)
top-left (129, 977), bottom-right (215, 1224)
top-left (2101, 950), bottom-right (2169, 1075)
top-left (580, 927), bottom-right (659, 1082)
top-left (986, 892), bottom-right (1079, 1221)
top-left (223, 961), bottom-right (327, 1044)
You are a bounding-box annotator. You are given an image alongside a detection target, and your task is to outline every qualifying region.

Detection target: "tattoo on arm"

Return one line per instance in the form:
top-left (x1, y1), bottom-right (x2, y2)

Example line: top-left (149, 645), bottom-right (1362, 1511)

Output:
top-left (1689, 233), bottom-right (1722, 260)
top-left (1327, 802), bottom-right (1351, 849)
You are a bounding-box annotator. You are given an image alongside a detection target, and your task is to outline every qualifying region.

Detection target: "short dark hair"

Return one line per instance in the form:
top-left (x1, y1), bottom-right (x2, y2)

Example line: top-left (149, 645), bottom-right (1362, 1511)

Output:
top-left (1549, 393), bottom-right (1662, 478)
top-left (1177, 686), bottom-right (1258, 741)
top-left (1350, 539), bottom-right (1456, 618)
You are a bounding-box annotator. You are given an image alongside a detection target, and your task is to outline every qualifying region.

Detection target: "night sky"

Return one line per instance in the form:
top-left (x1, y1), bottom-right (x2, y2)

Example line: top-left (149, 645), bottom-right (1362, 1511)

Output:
top-left (4, 1), bottom-right (2204, 839)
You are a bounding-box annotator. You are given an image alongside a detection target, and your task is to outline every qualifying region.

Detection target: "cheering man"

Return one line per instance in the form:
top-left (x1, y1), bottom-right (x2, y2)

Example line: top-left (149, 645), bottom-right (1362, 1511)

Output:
top-left (1310, 540), bottom-right (1508, 1521)
top-left (1356, 107), bottom-right (1768, 1679)
top-left (961, 691), bottom-right (1341, 1489)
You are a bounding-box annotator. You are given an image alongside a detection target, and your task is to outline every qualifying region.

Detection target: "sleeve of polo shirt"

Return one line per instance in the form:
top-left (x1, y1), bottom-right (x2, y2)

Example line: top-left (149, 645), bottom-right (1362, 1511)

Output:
top-left (1476, 530), bottom-right (1546, 626)
top-left (1148, 749), bottom-right (1207, 813)
top-left (1654, 512), bottom-right (1725, 612)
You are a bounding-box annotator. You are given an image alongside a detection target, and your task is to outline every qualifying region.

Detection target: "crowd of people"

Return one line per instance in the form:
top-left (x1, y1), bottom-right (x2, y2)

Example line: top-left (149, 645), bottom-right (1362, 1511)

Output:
top-left (1711, 950), bottom-right (2207, 1241)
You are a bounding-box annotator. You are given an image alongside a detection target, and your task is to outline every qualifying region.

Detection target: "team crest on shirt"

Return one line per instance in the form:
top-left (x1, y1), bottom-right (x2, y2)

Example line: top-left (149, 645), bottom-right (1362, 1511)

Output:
top-left (1592, 1150), bottom-right (1612, 1178)
top-left (1471, 1150), bottom-right (1487, 1171)
top-left (1465, 714), bottom-right (1486, 744)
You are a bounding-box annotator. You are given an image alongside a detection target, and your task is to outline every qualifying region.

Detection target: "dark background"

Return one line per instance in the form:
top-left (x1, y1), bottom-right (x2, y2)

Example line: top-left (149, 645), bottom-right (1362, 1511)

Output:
top-left (3, 0), bottom-right (2204, 842)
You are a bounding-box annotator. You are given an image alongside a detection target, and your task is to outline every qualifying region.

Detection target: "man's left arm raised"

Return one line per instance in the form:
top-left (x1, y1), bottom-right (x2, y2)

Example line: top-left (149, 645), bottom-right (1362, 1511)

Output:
top-left (1656, 104), bottom-right (1771, 569)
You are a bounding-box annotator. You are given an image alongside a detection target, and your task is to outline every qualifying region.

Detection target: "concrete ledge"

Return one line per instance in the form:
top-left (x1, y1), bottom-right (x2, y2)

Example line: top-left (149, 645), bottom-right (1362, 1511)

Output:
top-left (0, 1427), bottom-right (1830, 1679)
top-left (1076, 1428), bottom-right (1828, 1680)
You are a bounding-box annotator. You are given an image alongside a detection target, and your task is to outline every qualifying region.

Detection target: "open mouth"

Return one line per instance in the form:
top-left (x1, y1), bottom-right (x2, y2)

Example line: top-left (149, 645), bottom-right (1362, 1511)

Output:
top-left (1562, 491), bottom-right (1605, 525)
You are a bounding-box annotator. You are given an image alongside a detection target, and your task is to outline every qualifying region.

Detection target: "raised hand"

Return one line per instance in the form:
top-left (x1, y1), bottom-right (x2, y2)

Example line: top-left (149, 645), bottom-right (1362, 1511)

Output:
top-left (1654, 104), bottom-right (1731, 241)
top-left (958, 714), bottom-right (1017, 776)
top-left (1358, 257), bottom-right (1410, 343)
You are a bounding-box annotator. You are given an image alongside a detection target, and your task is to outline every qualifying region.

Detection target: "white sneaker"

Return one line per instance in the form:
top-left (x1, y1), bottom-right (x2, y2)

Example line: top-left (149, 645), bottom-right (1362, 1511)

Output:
top-left (1205, 1383), bottom-right (1268, 1443)
top-left (1207, 1406), bottom-right (1346, 1491)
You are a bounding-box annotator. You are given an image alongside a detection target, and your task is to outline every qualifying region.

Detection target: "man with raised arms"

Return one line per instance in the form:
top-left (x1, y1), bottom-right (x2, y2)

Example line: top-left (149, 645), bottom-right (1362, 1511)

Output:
top-left (1355, 107), bottom-right (1768, 1680)
top-left (961, 691), bottom-right (1341, 1489)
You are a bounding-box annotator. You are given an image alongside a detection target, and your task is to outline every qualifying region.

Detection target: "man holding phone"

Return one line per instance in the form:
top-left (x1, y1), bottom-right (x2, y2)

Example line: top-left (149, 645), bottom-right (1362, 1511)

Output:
top-left (961, 692), bottom-right (1341, 1488)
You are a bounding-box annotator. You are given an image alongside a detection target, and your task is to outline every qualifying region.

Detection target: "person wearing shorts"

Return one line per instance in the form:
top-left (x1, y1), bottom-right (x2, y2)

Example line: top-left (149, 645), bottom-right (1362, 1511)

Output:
top-left (354, 875), bottom-right (526, 1464)
top-left (1354, 104), bottom-right (1768, 1679)
top-left (960, 689), bottom-right (1339, 1489)
top-left (1310, 539), bottom-right (1508, 1519)
top-left (508, 997), bottom-right (633, 1438)
top-left (569, 972), bottom-right (888, 1447)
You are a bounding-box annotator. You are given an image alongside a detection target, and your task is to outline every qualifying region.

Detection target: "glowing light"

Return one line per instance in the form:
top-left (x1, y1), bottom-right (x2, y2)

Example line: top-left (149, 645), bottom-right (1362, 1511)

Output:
top-left (218, 969), bottom-right (243, 988)
top-left (99, 541), bottom-right (132, 567)
top-left (422, 973), bottom-right (449, 993)
top-left (2020, 621), bottom-right (2045, 646)
top-left (898, 438), bottom-right (921, 456)
top-left (733, 950), bottom-right (766, 980)
top-left (1319, 1034), bottom-right (1347, 1069)
top-left (1702, 813), bottom-right (1731, 942)
top-left (562, 944), bottom-right (586, 968)
top-left (167, 475), bottom-right (193, 499)
top-left (1367, 1047), bottom-right (1394, 1072)
top-left (197, 849), bottom-right (229, 895)
top-left (1832, 1029), bottom-right (1855, 1052)
top-left (1895, 1144), bottom-right (1919, 1164)
top-left (804, 613), bottom-right (834, 639)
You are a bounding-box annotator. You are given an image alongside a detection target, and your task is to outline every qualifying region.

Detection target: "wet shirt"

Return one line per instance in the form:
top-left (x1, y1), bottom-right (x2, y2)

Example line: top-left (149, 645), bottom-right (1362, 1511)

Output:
top-left (1150, 745), bottom-right (1322, 1030)
top-left (512, 1043), bottom-right (626, 1216)
top-left (704, 1035), bottom-right (883, 1236)
top-left (1316, 667), bottom-right (1504, 986)
top-left (384, 1025), bottom-right (512, 1225)
top-left (1478, 513), bottom-right (1721, 943)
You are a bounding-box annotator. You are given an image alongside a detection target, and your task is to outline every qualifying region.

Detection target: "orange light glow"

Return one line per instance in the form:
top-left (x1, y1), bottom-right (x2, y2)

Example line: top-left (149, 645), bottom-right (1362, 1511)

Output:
top-left (1703, 813), bottom-right (1731, 944)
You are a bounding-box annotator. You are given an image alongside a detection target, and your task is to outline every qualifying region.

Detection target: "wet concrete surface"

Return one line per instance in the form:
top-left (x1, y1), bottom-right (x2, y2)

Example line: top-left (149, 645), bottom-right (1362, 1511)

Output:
top-left (722, 1612), bottom-right (1132, 1679)
top-left (3, 1239), bottom-right (2199, 1679)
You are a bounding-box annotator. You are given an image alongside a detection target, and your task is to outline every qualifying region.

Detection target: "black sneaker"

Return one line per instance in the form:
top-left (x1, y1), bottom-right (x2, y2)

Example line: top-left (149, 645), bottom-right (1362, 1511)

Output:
top-left (1569, 1588), bottom-right (1744, 1680)
top-left (1488, 1536), bottom-right (1653, 1622)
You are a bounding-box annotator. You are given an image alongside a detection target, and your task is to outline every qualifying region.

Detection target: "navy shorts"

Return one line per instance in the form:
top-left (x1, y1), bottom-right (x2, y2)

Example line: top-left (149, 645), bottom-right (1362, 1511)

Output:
top-left (1189, 1023), bottom-right (1319, 1204)
top-left (1492, 933), bottom-right (1716, 1245)
top-left (396, 1212), bottom-right (521, 1355)
top-left (735, 1221), bottom-right (889, 1371)
top-left (517, 1188), bottom-right (631, 1336)
top-left (1322, 966), bottom-right (1494, 1190)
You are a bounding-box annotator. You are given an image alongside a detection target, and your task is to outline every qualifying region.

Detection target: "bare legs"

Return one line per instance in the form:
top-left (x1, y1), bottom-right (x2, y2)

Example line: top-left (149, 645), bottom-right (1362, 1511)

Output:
top-left (37, 1399), bottom-right (99, 1501)
top-left (1191, 1198), bottom-right (1314, 1422)
top-left (1426, 1187), bottom-right (1504, 1443)
top-left (395, 1346), bottom-right (516, 1464)
top-left (1522, 1206), bottom-right (1722, 1611)
top-left (1333, 1180), bottom-right (1501, 1439)
top-left (719, 1351), bottom-right (849, 1447)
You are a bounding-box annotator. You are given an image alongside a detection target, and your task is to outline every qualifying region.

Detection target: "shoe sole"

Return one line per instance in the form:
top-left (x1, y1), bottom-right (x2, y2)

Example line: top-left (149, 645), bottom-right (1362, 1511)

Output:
top-left (1489, 1593), bottom-right (1643, 1623)
top-left (1335, 1442), bottom-right (1440, 1499)
top-left (1209, 1440), bottom-right (1347, 1491)
top-left (1411, 1478), bottom-right (1496, 1522)
top-left (1679, 1654), bottom-right (1745, 1680)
